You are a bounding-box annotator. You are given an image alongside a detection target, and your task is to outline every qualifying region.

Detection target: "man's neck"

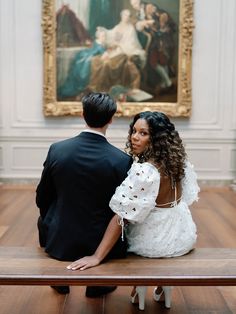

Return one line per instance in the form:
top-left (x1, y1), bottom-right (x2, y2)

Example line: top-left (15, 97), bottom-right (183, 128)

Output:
top-left (86, 125), bottom-right (107, 136)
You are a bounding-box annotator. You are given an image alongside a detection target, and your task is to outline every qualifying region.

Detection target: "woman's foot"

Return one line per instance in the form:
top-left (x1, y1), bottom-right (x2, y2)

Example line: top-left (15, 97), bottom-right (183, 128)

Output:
top-left (130, 286), bottom-right (138, 303)
top-left (153, 286), bottom-right (165, 302)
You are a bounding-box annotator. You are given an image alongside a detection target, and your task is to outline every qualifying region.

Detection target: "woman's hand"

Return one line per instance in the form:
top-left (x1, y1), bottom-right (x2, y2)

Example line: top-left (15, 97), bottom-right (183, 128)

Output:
top-left (67, 214), bottom-right (122, 271)
top-left (101, 51), bottom-right (110, 60)
top-left (67, 255), bottom-right (100, 271)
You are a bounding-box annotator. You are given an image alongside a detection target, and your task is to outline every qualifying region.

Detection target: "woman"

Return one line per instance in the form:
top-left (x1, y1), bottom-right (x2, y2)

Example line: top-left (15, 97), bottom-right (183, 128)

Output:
top-left (105, 9), bottom-right (146, 66)
top-left (88, 9), bottom-right (146, 93)
top-left (57, 28), bottom-right (107, 100)
top-left (109, 111), bottom-right (199, 310)
top-left (67, 111), bottom-right (199, 310)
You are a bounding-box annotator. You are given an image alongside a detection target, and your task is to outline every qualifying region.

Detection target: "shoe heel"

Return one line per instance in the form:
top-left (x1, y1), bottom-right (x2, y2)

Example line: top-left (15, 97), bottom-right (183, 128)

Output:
top-left (131, 286), bottom-right (147, 310)
top-left (153, 286), bottom-right (173, 308)
top-left (136, 286), bottom-right (147, 311)
top-left (163, 286), bottom-right (173, 309)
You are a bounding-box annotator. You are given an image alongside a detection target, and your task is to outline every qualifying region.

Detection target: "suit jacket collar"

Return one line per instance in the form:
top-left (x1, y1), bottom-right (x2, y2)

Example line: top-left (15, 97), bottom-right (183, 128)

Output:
top-left (78, 131), bottom-right (108, 142)
top-left (82, 129), bottom-right (106, 138)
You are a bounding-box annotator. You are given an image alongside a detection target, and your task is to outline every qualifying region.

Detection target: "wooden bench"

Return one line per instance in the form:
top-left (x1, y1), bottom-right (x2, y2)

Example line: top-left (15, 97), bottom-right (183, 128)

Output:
top-left (0, 247), bottom-right (236, 287)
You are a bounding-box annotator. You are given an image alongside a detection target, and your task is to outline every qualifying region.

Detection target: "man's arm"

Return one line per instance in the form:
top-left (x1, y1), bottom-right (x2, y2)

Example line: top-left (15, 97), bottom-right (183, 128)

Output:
top-left (67, 214), bottom-right (122, 270)
top-left (36, 147), bottom-right (56, 219)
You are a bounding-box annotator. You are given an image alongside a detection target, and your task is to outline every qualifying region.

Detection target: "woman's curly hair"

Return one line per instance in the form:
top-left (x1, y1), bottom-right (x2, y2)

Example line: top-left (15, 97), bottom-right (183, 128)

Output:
top-left (126, 111), bottom-right (187, 182)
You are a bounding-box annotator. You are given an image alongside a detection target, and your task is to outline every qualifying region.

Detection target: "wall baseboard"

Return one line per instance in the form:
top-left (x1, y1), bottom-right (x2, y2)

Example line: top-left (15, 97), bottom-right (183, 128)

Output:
top-left (0, 178), bottom-right (235, 188)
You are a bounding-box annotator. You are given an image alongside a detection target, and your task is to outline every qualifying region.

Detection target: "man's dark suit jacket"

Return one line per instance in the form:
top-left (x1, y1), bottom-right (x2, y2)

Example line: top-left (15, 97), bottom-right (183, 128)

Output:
top-left (36, 132), bottom-right (132, 261)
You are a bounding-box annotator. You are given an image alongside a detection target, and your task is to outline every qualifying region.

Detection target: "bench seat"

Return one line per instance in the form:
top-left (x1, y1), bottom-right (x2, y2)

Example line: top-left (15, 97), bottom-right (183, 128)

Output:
top-left (0, 247), bottom-right (236, 286)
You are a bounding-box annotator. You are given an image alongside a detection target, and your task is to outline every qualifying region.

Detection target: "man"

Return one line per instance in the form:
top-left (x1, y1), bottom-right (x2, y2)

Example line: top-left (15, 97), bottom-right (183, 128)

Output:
top-left (130, 0), bottom-right (176, 92)
top-left (36, 92), bottom-right (132, 297)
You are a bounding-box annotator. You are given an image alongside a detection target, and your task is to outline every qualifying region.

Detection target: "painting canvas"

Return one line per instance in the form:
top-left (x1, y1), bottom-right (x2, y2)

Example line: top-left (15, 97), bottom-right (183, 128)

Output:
top-left (42, 0), bottom-right (194, 117)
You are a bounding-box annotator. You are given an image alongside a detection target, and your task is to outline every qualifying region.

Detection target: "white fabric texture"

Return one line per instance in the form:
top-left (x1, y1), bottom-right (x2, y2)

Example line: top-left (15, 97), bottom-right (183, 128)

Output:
top-left (109, 161), bottom-right (199, 258)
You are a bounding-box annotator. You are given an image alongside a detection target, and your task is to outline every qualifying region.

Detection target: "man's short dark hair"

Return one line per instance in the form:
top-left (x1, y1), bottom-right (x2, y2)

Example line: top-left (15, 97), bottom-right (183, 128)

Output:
top-left (82, 92), bottom-right (117, 128)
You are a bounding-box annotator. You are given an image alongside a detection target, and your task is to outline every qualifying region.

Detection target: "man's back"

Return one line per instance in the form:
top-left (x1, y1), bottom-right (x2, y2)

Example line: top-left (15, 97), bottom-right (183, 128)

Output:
top-left (36, 131), bottom-right (132, 261)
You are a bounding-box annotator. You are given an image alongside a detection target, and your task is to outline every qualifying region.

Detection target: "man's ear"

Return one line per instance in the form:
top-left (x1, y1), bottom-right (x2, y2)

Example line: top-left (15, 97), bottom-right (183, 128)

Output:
top-left (108, 117), bottom-right (113, 125)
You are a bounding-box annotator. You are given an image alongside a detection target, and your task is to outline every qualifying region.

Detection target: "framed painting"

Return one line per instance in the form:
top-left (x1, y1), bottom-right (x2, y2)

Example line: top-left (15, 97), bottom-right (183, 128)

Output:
top-left (42, 0), bottom-right (194, 117)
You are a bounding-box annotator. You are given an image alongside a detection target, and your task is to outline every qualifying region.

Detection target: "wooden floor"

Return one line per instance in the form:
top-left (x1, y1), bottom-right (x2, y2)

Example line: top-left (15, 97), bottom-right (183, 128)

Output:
top-left (0, 184), bottom-right (236, 314)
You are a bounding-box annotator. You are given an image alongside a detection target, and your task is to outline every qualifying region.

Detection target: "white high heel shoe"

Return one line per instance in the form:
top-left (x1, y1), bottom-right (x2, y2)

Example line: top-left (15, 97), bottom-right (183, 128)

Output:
top-left (153, 286), bottom-right (173, 308)
top-left (130, 286), bottom-right (147, 310)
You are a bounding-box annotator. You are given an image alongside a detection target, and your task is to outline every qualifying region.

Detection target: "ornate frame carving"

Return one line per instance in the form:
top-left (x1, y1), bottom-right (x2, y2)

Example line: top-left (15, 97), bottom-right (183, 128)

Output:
top-left (42, 0), bottom-right (194, 117)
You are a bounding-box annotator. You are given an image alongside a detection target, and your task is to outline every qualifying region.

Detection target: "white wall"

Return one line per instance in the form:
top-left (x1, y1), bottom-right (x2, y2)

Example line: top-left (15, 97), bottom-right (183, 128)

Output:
top-left (0, 0), bottom-right (236, 183)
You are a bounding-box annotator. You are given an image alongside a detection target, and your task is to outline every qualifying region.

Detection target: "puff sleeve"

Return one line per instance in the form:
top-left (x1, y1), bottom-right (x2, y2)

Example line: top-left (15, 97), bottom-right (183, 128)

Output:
top-left (181, 161), bottom-right (200, 205)
top-left (109, 162), bottom-right (160, 224)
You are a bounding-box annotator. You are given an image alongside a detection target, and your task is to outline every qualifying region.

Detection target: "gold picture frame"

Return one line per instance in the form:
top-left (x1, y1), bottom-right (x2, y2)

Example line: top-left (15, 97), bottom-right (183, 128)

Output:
top-left (42, 0), bottom-right (194, 117)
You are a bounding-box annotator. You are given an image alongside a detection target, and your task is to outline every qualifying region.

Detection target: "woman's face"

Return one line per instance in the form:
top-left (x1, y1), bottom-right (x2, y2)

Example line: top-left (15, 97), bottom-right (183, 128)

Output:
top-left (130, 0), bottom-right (141, 10)
top-left (98, 31), bottom-right (106, 44)
top-left (131, 118), bottom-right (150, 155)
top-left (121, 10), bottom-right (130, 23)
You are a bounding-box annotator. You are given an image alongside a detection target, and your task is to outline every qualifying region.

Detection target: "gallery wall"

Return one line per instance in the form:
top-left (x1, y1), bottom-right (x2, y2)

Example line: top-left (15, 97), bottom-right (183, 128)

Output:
top-left (0, 0), bottom-right (235, 183)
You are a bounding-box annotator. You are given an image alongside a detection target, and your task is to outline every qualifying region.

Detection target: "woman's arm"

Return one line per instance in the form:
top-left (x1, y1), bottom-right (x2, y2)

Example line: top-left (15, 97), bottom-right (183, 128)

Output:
top-left (67, 214), bottom-right (121, 271)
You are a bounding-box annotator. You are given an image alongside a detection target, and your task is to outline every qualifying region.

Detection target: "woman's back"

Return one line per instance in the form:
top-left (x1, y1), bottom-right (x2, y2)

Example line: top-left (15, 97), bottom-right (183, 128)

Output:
top-left (155, 171), bottom-right (182, 208)
top-left (109, 161), bottom-right (199, 258)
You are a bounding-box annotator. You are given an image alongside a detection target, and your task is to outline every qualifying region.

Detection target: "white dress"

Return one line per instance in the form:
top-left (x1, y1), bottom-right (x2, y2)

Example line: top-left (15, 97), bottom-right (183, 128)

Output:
top-left (103, 21), bottom-right (146, 66)
top-left (109, 161), bottom-right (199, 258)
